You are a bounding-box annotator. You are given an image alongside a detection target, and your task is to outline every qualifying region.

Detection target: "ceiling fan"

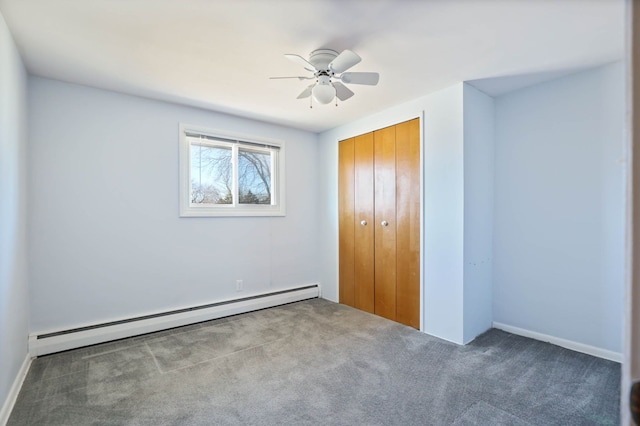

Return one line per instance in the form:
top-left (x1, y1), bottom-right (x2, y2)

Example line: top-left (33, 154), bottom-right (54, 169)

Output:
top-left (270, 49), bottom-right (380, 106)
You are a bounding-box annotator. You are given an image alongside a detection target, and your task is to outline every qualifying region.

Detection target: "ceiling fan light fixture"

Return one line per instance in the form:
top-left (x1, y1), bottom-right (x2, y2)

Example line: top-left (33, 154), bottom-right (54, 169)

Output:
top-left (312, 76), bottom-right (335, 104)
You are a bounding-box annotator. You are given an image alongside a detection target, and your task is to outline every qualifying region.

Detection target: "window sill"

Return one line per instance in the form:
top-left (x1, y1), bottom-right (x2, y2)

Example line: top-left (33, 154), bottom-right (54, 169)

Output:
top-left (179, 205), bottom-right (286, 217)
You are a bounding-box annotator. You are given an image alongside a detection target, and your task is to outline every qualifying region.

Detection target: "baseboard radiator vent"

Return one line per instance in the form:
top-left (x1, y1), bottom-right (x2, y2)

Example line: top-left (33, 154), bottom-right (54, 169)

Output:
top-left (29, 284), bottom-right (320, 357)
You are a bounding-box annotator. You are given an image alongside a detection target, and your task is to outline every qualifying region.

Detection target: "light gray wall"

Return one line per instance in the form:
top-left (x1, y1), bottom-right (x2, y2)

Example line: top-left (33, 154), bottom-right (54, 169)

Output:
top-left (493, 62), bottom-right (625, 353)
top-left (0, 11), bottom-right (29, 415)
top-left (462, 85), bottom-right (495, 343)
top-left (28, 77), bottom-right (320, 333)
top-left (422, 85), bottom-right (465, 343)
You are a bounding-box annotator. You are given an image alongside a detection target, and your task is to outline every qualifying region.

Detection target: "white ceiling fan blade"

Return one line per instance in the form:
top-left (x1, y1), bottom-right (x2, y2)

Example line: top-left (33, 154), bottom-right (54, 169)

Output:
top-left (284, 54), bottom-right (316, 72)
top-left (329, 49), bottom-right (361, 74)
top-left (297, 84), bottom-right (315, 99)
top-left (340, 72), bottom-right (380, 86)
top-left (270, 76), bottom-right (314, 80)
top-left (333, 82), bottom-right (355, 101)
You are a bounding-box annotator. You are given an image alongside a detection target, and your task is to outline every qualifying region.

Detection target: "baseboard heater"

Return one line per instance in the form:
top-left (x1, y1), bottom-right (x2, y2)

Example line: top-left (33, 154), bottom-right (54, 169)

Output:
top-left (29, 284), bottom-right (320, 357)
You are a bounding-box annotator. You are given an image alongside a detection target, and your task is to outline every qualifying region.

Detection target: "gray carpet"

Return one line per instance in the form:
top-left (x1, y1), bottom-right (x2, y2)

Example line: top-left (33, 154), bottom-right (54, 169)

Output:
top-left (8, 298), bottom-right (620, 425)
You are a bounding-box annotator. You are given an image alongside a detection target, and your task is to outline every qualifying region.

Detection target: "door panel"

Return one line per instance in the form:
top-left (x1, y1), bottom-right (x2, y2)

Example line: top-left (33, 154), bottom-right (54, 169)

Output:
top-left (354, 133), bottom-right (375, 313)
top-left (339, 138), bottom-right (355, 307)
top-left (374, 126), bottom-right (397, 321)
top-left (339, 119), bottom-right (420, 329)
top-left (395, 118), bottom-right (421, 328)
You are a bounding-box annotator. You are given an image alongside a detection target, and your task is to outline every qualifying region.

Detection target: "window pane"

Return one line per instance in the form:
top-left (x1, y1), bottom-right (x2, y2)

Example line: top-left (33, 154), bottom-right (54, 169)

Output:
top-left (190, 144), bottom-right (232, 204)
top-left (238, 148), bottom-right (272, 204)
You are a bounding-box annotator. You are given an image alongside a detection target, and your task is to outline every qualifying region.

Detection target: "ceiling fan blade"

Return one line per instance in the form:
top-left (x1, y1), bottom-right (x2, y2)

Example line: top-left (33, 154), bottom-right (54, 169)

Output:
top-left (270, 76), bottom-right (314, 80)
top-left (329, 49), bottom-right (361, 74)
top-left (333, 82), bottom-right (355, 101)
top-left (297, 84), bottom-right (314, 99)
top-left (340, 72), bottom-right (380, 86)
top-left (284, 54), bottom-right (316, 72)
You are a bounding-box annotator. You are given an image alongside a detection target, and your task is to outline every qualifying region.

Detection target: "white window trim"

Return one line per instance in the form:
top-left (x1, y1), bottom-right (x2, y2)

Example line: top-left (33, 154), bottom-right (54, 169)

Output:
top-left (179, 124), bottom-right (286, 217)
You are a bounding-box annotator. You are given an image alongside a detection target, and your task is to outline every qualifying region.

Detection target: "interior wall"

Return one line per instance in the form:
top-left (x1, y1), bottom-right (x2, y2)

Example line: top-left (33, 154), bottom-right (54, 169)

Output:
top-left (421, 85), bottom-right (465, 342)
top-left (0, 10), bottom-right (29, 417)
top-left (493, 61), bottom-right (626, 354)
top-left (28, 77), bottom-right (320, 333)
top-left (462, 85), bottom-right (495, 343)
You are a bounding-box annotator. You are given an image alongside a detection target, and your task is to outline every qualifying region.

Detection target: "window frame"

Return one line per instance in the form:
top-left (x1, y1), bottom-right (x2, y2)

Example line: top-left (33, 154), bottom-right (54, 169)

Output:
top-left (179, 124), bottom-right (286, 217)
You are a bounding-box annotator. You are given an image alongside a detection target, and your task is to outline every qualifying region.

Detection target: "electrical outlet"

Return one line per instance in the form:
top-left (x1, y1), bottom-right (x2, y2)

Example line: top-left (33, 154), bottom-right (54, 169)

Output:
top-left (236, 280), bottom-right (243, 292)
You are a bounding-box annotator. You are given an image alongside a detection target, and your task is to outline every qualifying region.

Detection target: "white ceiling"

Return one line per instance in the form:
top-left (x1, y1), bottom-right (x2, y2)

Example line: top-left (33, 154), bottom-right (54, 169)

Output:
top-left (0, 0), bottom-right (625, 133)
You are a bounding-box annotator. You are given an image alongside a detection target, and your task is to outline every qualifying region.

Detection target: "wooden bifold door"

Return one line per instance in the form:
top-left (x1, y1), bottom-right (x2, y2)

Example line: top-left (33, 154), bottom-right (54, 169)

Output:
top-left (339, 118), bottom-right (420, 329)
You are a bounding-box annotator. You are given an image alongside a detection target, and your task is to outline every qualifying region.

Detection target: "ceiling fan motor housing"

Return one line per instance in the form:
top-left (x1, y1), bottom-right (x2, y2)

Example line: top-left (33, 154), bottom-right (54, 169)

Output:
top-left (309, 49), bottom-right (339, 73)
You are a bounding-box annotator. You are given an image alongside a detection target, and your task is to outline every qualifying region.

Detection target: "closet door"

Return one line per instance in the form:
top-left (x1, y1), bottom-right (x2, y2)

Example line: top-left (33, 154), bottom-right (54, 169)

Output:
top-left (395, 118), bottom-right (420, 328)
top-left (354, 133), bottom-right (375, 313)
top-left (374, 125), bottom-right (397, 321)
top-left (338, 138), bottom-right (355, 307)
top-left (339, 119), bottom-right (420, 329)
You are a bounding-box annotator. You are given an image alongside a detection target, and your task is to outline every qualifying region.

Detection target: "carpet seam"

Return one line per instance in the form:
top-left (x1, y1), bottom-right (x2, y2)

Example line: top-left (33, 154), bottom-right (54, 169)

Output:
top-left (145, 342), bottom-right (165, 375)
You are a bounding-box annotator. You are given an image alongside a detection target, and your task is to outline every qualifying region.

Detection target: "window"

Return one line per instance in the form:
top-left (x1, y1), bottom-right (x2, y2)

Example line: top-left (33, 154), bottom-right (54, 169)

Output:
top-left (179, 124), bottom-right (285, 217)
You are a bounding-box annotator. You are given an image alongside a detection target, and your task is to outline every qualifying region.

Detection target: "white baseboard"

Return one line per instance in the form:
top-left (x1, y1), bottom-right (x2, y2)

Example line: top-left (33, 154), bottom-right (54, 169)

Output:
top-left (30, 284), bottom-right (319, 357)
top-left (0, 354), bottom-right (31, 426)
top-left (492, 322), bottom-right (622, 363)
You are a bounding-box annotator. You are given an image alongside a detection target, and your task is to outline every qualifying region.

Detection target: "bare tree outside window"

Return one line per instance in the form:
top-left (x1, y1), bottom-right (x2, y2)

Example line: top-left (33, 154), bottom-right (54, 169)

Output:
top-left (190, 144), bottom-right (232, 204)
top-left (190, 143), bottom-right (274, 206)
top-left (238, 149), bottom-right (271, 204)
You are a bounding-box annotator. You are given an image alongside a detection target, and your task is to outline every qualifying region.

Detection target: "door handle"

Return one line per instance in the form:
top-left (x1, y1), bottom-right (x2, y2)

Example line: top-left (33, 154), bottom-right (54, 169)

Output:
top-left (381, 220), bottom-right (388, 227)
top-left (361, 220), bottom-right (367, 226)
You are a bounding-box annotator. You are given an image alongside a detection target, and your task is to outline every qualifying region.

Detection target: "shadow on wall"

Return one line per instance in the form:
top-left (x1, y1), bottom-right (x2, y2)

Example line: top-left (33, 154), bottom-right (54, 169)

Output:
top-left (466, 65), bottom-right (598, 97)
